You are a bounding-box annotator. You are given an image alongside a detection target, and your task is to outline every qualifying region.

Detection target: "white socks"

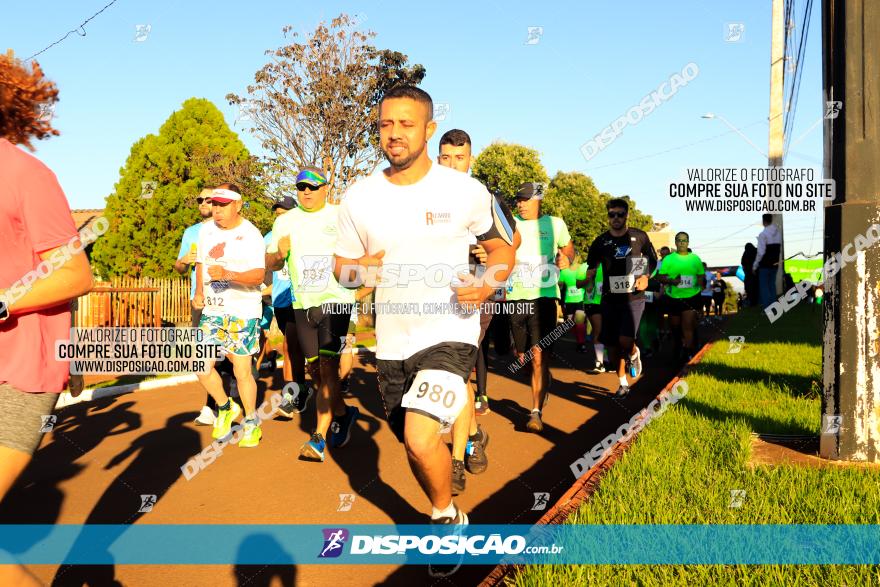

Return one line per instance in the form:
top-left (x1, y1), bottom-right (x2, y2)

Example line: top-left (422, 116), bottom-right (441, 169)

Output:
top-left (594, 343), bottom-right (605, 363)
top-left (432, 501), bottom-right (457, 520)
top-left (619, 376), bottom-right (629, 387)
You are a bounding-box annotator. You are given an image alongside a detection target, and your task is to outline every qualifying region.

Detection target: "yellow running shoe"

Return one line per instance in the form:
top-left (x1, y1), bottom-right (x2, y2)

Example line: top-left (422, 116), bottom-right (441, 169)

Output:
top-left (238, 421), bottom-right (262, 448)
top-left (212, 400), bottom-right (242, 439)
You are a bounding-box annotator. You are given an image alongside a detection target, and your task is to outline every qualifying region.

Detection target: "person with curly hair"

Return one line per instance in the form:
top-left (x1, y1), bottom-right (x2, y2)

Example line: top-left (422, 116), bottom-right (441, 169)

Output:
top-left (0, 50), bottom-right (94, 521)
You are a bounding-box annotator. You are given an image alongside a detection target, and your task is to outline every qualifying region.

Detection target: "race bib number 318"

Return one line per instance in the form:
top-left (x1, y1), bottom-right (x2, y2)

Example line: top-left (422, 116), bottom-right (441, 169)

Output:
top-left (608, 274), bottom-right (636, 293)
top-left (402, 369), bottom-right (468, 433)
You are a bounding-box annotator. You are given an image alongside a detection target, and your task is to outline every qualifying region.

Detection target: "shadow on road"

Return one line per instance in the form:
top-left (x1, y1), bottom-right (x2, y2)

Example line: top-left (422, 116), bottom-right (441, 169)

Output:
top-left (233, 533), bottom-right (296, 587)
top-left (50, 412), bottom-right (200, 586)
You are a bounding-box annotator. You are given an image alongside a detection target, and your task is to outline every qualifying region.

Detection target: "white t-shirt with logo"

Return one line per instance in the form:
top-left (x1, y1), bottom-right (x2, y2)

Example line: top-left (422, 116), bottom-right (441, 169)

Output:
top-left (196, 218), bottom-right (265, 319)
top-left (335, 163), bottom-right (495, 361)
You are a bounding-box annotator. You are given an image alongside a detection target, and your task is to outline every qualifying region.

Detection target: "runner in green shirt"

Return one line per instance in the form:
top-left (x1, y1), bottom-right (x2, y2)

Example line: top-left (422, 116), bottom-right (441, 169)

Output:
top-left (657, 231), bottom-right (705, 362)
top-left (266, 166), bottom-right (358, 463)
top-left (559, 262), bottom-right (589, 352)
top-left (583, 264), bottom-right (606, 371)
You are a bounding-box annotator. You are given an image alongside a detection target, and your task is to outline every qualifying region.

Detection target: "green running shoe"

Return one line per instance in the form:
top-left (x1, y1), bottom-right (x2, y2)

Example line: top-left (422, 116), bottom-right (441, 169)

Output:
top-left (212, 400), bottom-right (242, 439)
top-left (238, 421), bottom-right (262, 448)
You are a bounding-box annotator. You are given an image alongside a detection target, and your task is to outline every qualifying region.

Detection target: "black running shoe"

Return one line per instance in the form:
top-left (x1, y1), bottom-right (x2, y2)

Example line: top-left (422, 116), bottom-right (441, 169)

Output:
top-left (614, 384), bottom-right (631, 398)
top-left (465, 426), bottom-right (489, 475)
top-left (329, 405), bottom-right (359, 448)
top-left (277, 382), bottom-right (312, 418)
top-left (451, 459), bottom-right (466, 495)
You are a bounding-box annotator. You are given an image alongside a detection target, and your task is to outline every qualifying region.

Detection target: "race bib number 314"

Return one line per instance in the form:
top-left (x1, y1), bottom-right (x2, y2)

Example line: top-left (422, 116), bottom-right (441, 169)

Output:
top-left (402, 369), bottom-right (468, 433)
top-left (678, 275), bottom-right (696, 288)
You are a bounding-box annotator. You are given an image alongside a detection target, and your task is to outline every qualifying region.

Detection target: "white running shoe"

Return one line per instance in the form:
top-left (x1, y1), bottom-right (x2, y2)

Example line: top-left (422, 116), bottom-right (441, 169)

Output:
top-left (194, 406), bottom-right (216, 426)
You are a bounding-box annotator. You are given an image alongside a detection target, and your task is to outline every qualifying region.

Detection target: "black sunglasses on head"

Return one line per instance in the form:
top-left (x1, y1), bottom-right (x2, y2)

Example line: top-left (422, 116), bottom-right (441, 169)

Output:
top-left (196, 197), bottom-right (212, 204)
top-left (296, 183), bottom-right (324, 192)
top-left (608, 211), bottom-right (627, 219)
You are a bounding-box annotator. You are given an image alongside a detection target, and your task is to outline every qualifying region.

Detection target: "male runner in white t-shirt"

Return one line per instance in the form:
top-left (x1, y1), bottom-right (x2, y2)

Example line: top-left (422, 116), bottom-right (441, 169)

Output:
top-left (334, 87), bottom-right (515, 544)
top-left (193, 183), bottom-right (267, 447)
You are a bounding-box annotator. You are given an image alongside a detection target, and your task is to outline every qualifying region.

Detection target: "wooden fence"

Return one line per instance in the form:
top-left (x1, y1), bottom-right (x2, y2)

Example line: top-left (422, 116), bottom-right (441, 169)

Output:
top-left (73, 276), bottom-right (192, 328)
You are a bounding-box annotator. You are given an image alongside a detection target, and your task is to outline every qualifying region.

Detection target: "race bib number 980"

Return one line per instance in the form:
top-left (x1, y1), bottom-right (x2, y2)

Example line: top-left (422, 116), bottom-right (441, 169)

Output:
top-left (677, 275), bottom-right (696, 288)
top-left (608, 274), bottom-right (636, 293)
top-left (402, 369), bottom-right (468, 433)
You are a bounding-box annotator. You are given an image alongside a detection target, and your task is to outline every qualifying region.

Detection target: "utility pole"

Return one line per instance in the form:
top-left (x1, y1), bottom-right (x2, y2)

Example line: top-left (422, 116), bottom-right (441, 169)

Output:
top-left (768, 0), bottom-right (786, 294)
top-left (820, 0), bottom-right (880, 462)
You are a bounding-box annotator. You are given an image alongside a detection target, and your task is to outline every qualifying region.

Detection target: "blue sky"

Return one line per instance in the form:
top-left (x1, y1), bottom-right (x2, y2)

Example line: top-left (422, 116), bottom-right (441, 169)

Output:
top-left (4, 0), bottom-right (825, 265)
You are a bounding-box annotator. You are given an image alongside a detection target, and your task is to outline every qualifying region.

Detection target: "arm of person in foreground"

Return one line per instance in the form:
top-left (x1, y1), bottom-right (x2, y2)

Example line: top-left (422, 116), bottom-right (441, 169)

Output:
top-left (2, 242), bottom-right (93, 315)
top-left (458, 237), bottom-right (516, 304)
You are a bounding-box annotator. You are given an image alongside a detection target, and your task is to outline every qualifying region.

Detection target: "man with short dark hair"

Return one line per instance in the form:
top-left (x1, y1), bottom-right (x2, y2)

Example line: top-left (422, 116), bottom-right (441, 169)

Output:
top-left (175, 188), bottom-right (218, 425)
top-left (582, 198), bottom-right (657, 397)
top-left (334, 86), bottom-right (515, 555)
top-left (753, 213), bottom-right (782, 309)
top-left (508, 181), bottom-right (574, 433)
top-left (437, 128), bottom-right (519, 495)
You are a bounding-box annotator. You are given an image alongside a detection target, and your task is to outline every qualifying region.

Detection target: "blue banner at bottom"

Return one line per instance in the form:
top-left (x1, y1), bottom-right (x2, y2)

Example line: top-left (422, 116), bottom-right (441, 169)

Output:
top-left (0, 524), bottom-right (878, 565)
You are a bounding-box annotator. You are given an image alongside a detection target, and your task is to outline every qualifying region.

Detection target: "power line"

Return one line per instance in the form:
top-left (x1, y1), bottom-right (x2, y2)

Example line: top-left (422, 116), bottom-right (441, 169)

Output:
top-left (26, 0), bottom-right (120, 62)
top-left (581, 120), bottom-right (767, 171)
top-left (782, 0), bottom-right (814, 158)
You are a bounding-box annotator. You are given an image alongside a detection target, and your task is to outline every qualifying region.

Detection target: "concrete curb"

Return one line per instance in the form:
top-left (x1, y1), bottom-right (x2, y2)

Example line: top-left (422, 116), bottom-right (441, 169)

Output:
top-left (479, 340), bottom-right (715, 586)
top-left (54, 345), bottom-right (378, 409)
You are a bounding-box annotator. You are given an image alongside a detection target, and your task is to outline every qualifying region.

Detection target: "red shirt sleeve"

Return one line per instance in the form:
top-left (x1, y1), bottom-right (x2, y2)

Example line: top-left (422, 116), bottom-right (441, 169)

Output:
top-left (19, 158), bottom-right (77, 253)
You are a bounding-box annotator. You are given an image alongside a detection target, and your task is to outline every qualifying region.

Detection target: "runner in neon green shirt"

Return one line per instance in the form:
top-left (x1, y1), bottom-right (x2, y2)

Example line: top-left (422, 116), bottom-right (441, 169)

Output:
top-left (656, 231), bottom-right (705, 362)
top-left (559, 263), bottom-right (589, 352)
top-left (266, 165), bottom-right (358, 463)
top-left (582, 263), bottom-right (605, 370)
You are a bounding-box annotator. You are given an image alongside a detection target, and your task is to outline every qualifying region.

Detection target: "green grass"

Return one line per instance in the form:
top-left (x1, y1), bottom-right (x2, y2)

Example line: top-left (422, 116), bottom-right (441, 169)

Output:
top-left (510, 304), bottom-right (880, 586)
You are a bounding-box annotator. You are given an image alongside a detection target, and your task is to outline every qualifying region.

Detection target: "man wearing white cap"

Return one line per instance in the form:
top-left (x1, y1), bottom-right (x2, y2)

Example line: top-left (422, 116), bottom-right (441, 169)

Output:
top-left (193, 183), bottom-right (267, 447)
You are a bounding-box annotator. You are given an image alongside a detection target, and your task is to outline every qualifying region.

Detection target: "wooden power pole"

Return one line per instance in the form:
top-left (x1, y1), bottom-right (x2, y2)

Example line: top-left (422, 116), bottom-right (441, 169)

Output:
top-left (769, 0), bottom-right (786, 293)
top-left (820, 0), bottom-right (880, 461)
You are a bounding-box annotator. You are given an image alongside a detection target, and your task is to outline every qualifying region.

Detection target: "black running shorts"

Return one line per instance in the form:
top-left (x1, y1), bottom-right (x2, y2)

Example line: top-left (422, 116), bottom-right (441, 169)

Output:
top-left (600, 296), bottom-right (646, 344)
top-left (293, 303), bottom-right (353, 361)
top-left (274, 305), bottom-right (295, 334)
top-left (665, 294), bottom-right (704, 316)
top-left (509, 297), bottom-right (559, 354)
top-left (376, 342), bottom-right (478, 443)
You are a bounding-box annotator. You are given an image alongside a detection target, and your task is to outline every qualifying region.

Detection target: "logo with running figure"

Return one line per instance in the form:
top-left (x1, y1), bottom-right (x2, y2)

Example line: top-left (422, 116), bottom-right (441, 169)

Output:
top-left (318, 528), bottom-right (349, 558)
top-left (613, 245), bottom-right (632, 259)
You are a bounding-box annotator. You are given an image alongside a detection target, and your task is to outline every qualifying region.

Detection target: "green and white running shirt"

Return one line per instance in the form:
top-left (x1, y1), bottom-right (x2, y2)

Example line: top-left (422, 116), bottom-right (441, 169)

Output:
top-left (559, 263), bottom-right (589, 303)
top-left (583, 263), bottom-right (603, 305)
top-left (267, 204), bottom-right (355, 310)
top-left (507, 215), bottom-right (571, 301)
top-left (658, 252), bottom-right (705, 299)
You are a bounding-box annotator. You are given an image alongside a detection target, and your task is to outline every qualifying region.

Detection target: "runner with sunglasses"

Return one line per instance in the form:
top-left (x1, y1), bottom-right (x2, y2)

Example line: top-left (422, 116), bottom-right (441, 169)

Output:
top-left (582, 198), bottom-right (657, 397)
top-left (267, 166), bottom-right (358, 462)
top-left (657, 232), bottom-right (705, 363)
top-left (175, 188), bottom-right (219, 425)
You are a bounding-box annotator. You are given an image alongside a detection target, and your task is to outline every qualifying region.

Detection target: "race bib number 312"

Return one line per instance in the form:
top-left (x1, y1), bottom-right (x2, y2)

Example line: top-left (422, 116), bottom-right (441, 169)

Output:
top-left (402, 369), bottom-right (468, 433)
